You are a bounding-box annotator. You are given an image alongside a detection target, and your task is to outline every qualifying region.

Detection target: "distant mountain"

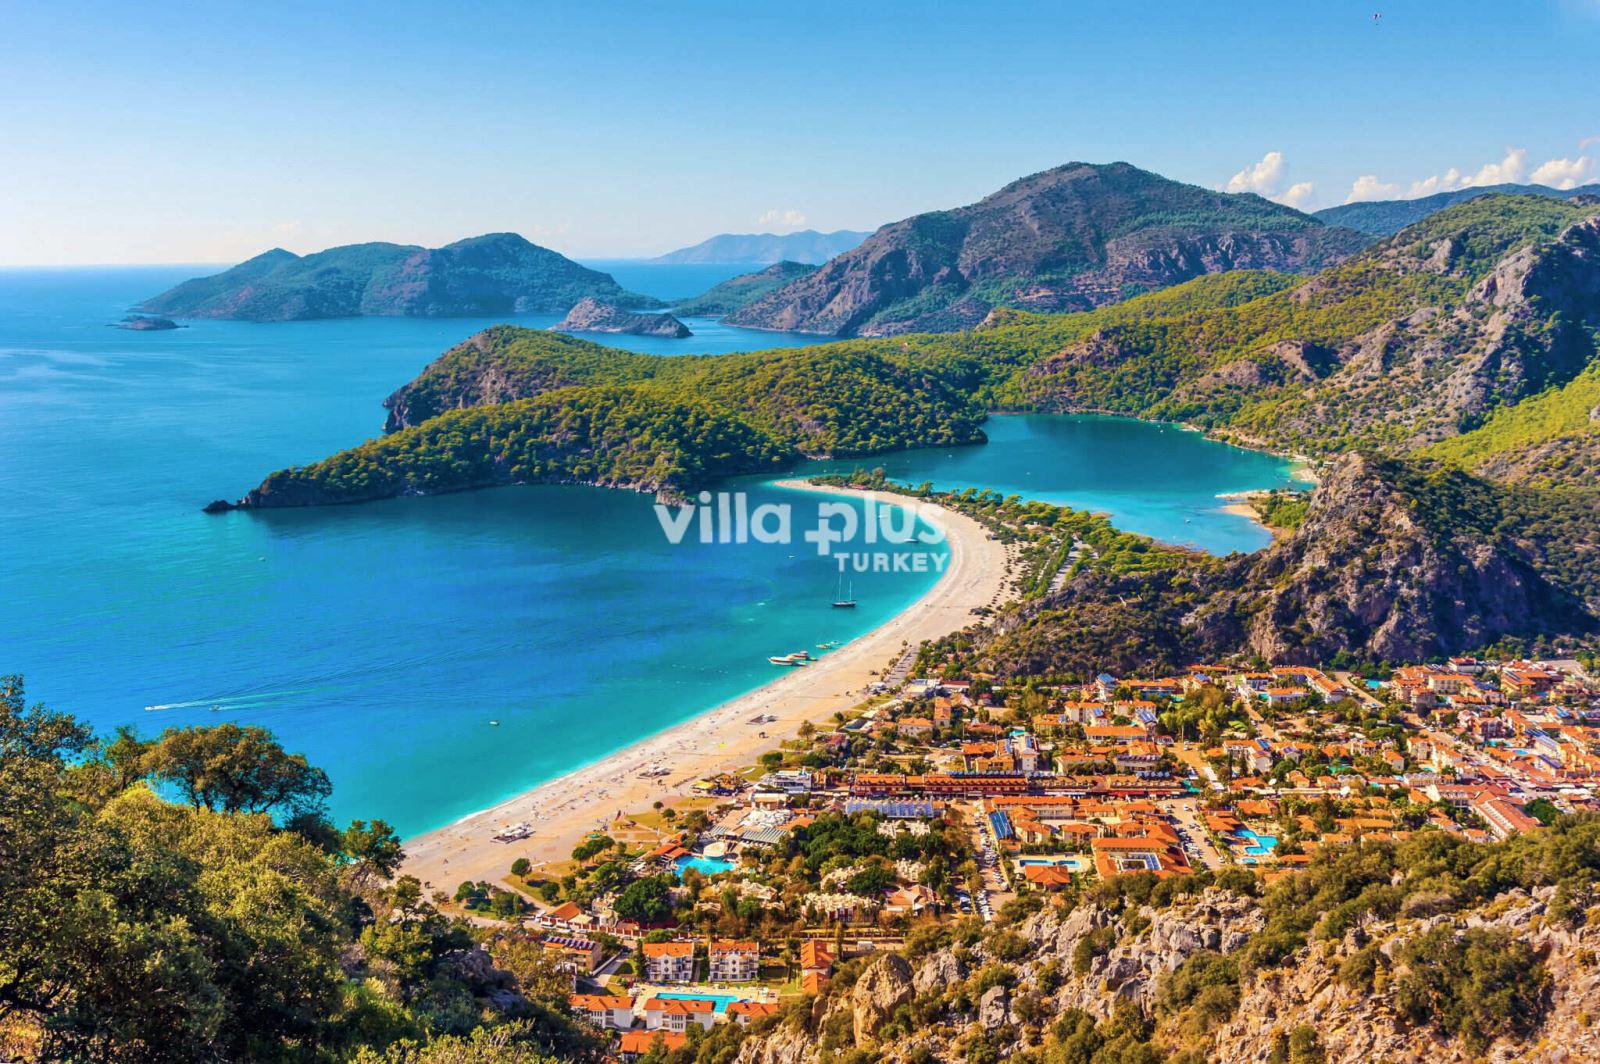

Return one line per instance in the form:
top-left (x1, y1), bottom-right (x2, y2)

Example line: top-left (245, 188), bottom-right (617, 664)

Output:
top-left (646, 229), bottom-right (871, 265)
top-left (1315, 183), bottom-right (1600, 235)
top-left (672, 261), bottom-right (817, 316)
top-left (725, 161), bottom-right (1372, 338)
top-left (139, 233), bottom-right (652, 321)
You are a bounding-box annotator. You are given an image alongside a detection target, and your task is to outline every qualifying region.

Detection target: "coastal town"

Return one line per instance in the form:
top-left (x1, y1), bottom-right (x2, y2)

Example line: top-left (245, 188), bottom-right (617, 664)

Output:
top-left (453, 649), bottom-right (1599, 1059)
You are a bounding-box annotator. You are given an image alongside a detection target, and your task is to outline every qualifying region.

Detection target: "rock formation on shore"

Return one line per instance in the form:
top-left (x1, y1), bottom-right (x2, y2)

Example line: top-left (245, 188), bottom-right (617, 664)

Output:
top-left (552, 297), bottom-right (691, 337)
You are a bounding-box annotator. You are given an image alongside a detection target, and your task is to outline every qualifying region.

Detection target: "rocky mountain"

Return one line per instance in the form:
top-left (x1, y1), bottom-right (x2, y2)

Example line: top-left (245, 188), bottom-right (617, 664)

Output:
top-left (139, 233), bottom-right (650, 321)
top-left (1012, 195), bottom-right (1600, 463)
top-left (552, 297), bottom-right (691, 337)
top-left (725, 162), bottom-right (1371, 338)
top-left (672, 261), bottom-right (817, 316)
top-left (733, 822), bottom-right (1600, 1064)
top-left (969, 454), bottom-right (1597, 678)
top-left (647, 229), bottom-right (871, 265)
top-left (1315, 181), bottom-right (1600, 235)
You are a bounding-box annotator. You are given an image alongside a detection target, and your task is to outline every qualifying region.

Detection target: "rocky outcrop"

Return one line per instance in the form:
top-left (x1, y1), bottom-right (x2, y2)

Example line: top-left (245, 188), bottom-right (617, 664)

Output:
top-left (735, 881), bottom-right (1600, 1064)
top-left (1210, 453), bottom-right (1597, 663)
top-left (139, 233), bottom-right (650, 321)
top-left (551, 297), bottom-right (691, 337)
top-left (850, 954), bottom-right (914, 1042)
top-left (727, 161), bottom-right (1368, 337)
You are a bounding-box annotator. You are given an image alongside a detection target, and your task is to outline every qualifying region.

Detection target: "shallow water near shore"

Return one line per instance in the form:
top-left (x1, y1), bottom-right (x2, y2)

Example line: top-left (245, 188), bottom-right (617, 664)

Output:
top-left (2, 265), bottom-right (1299, 835)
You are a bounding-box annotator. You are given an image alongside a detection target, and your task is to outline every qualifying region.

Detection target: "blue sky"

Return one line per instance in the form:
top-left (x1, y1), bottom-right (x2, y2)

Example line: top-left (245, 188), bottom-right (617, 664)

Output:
top-left (3, 0), bottom-right (1597, 264)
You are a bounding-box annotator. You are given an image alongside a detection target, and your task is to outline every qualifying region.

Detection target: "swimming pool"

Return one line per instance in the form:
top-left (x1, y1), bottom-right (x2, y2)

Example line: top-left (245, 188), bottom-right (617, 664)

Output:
top-left (1237, 828), bottom-right (1278, 857)
top-left (1016, 855), bottom-right (1092, 872)
top-left (673, 854), bottom-right (736, 877)
top-left (656, 992), bottom-right (743, 1013)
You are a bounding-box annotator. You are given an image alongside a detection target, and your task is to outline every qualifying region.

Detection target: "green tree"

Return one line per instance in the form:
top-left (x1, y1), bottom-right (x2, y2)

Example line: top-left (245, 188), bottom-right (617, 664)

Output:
top-left (142, 722), bottom-right (332, 816)
top-left (613, 875), bottom-right (676, 925)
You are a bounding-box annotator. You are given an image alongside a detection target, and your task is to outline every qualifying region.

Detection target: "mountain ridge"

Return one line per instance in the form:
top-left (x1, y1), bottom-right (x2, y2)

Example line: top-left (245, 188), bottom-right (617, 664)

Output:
top-left (725, 161), bottom-right (1372, 338)
top-left (1315, 181), bottom-right (1600, 235)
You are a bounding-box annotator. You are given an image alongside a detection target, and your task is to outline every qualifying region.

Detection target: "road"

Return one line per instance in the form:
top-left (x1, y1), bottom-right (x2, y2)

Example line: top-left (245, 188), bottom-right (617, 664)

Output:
top-left (1167, 798), bottom-right (1226, 870)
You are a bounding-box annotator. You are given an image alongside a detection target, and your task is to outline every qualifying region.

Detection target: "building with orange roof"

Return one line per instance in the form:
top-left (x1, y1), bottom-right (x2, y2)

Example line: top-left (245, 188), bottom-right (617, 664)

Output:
top-left (568, 993), bottom-right (633, 1029)
top-left (641, 940), bottom-right (697, 983)
top-left (727, 1000), bottom-right (780, 1025)
top-left (620, 1029), bottom-right (688, 1058)
top-left (708, 940), bottom-right (759, 983)
top-left (799, 941), bottom-right (834, 975)
top-left (1091, 834), bottom-right (1190, 878)
top-left (1022, 864), bottom-right (1077, 890)
top-left (642, 996), bottom-right (716, 1032)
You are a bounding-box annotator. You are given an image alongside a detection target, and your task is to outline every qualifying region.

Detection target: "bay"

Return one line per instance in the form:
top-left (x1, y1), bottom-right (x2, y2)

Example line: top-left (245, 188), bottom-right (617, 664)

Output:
top-left (0, 265), bottom-right (1300, 836)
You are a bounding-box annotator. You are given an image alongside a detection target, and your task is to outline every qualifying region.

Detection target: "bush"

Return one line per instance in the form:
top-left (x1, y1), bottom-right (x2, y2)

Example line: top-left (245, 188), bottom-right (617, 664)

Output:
top-left (1392, 926), bottom-right (1546, 1052)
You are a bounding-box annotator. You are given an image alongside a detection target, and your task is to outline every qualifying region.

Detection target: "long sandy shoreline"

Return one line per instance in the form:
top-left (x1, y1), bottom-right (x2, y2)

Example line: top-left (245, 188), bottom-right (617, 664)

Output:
top-left (400, 480), bottom-right (1012, 894)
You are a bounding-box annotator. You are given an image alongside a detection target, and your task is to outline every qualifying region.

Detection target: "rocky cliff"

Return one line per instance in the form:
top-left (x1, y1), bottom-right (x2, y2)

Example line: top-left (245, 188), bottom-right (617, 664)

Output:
top-left (139, 233), bottom-right (648, 321)
top-left (552, 297), bottom-right (691, 337)
top-left (973, 453), bottom-right (1597, 677)
top-left (726, 162), bottom-right (1369, 338)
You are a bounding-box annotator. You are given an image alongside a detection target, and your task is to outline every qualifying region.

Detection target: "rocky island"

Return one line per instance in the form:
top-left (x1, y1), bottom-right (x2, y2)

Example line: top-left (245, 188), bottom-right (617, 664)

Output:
top-left (114, 314), bottom-right (181, 330)
top-left (551, 297), bottom-right (692, 337)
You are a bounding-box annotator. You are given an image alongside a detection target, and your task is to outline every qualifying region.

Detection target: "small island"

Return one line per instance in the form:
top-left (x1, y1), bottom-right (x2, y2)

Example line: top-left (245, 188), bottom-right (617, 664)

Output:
top-left (552, 297), bottom-right (691, 338)
top-left (114, 314), bottom-right (181, 331)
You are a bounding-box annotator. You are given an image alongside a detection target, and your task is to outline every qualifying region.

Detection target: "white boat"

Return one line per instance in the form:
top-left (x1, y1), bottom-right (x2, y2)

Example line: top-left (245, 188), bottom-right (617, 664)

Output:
top-left (768, 649), bottom-right (814, 665)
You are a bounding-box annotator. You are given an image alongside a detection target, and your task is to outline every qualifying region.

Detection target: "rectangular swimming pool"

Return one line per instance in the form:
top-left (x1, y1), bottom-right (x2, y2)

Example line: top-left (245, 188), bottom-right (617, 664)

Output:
top-left (655, 992), bottom-right (743, 1013)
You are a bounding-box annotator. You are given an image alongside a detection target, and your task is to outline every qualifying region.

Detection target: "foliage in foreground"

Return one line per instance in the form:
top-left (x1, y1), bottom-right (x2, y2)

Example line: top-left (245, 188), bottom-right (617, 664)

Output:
top-left (0, 676), bottom-right (602, 1064)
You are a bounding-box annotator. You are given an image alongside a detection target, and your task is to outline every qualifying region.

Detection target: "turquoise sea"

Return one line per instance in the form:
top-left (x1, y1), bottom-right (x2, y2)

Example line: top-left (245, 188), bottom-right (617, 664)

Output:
top-left (0, 264), bottom-right (1303, 836)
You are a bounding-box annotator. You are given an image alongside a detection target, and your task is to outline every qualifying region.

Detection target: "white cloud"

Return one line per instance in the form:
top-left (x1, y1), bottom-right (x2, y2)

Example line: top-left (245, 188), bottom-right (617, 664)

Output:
top-left (1530, 155), bottom-right (1596, 189)
top-left (1346, 175), bottom-right (1403, 203)
top-left (1408, 168), bottom-right (1464, 198)
top-left (1464, 147), bottom-right (1528, 187)
top-left (1225, 151), bottom-right (1289, 196)
top-left (757, 208), bottom-right (808, 231)
top-left (1222, 151), bottom-right (1320, 209)
top-left (1350, 145), bottom-right (1594, 204)
top-left (1582, 135), bottom-right (1600, 151)
top-left (1280, 182), bottom-right (1317, 209)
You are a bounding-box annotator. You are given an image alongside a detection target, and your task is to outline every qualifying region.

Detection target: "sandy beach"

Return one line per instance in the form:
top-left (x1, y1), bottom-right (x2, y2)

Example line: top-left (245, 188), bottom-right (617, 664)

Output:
top-left (400, 480), bottom-right (1012, 894)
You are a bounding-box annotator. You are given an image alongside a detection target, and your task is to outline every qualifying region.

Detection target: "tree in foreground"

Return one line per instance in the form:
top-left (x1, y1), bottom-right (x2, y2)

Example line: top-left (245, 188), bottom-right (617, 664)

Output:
top-left (0, 675), bottom-right (604, 1063)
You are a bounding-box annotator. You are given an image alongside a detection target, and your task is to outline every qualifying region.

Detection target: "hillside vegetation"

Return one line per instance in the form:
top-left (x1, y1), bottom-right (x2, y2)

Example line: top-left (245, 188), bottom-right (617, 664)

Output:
top-left (241, 340), bottom-right (987, 507)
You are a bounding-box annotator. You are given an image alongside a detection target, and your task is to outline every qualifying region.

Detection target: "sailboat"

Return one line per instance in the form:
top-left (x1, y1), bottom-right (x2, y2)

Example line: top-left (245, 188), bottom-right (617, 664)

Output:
top-left (831, 572), bottom-right (856, 609)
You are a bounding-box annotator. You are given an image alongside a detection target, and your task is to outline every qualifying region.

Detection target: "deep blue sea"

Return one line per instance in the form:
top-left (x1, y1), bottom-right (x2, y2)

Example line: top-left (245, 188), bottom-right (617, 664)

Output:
top-left (0, 264), bottom-right (1302, 836)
